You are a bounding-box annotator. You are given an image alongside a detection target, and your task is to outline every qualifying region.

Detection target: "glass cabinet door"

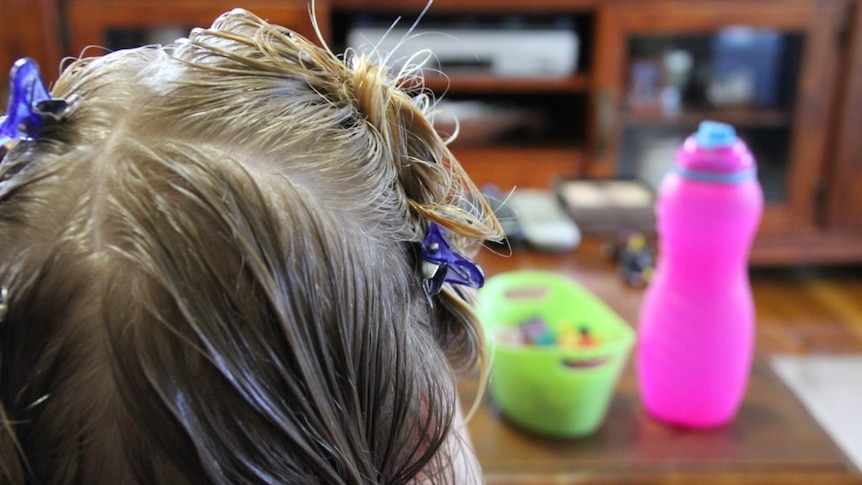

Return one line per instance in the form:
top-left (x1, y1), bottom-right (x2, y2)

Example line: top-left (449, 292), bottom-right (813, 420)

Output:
top-left (591, 0), bottom-right (844, 235)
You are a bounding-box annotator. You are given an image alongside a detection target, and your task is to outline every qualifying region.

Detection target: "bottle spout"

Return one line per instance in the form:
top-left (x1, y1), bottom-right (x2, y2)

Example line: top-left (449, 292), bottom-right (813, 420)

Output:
top-left (674, 120), bottom-right (758, 182)
top-left (695, 120), bottom-right (736, 149)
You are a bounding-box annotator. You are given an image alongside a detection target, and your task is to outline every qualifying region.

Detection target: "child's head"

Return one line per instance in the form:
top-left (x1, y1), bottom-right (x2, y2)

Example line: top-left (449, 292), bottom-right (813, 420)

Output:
top-left (0, 9), bottom-right (501, 484)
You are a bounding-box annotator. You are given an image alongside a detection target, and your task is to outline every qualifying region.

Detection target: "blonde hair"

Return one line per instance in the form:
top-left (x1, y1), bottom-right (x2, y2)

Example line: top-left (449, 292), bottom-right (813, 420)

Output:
top-left (0, 9), bottom-right (501, 484)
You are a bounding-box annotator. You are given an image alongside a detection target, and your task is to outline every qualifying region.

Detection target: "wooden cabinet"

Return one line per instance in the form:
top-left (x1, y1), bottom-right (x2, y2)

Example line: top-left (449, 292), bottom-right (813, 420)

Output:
top-left (329, 0), bottom-right (597, 191)
top-left (827, 2), bottom-right (862, 229)
top-left (11, 0), bottom-right (862, 263)
top-left (591, 0), bottom-right (860, 264)
top-left (335, 0), bottom-right (862, 264)
top-left (65, 0), bottom-right (329, 54)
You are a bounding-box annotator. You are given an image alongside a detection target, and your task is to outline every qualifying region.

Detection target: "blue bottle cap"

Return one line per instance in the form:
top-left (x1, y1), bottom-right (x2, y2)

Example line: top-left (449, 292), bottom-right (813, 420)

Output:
top-left (695, 120), bottom-right (736, 149)
top-left (675, 120), bottom-right (756, 183)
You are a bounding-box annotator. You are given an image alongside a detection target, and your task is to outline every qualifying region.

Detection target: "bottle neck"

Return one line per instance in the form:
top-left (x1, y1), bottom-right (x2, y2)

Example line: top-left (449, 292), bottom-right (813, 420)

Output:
top-left (673, 165), bottom-right (758, 184)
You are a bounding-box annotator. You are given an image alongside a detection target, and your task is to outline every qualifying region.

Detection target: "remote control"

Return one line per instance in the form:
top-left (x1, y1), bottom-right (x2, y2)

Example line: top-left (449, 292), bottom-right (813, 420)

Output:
top-left (507, 189), bottom-right (581, 252)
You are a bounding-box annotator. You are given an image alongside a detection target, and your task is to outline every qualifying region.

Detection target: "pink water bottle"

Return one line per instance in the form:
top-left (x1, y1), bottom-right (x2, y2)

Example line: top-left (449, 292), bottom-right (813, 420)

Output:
top-left (637, 120), bottom-right (763, 428)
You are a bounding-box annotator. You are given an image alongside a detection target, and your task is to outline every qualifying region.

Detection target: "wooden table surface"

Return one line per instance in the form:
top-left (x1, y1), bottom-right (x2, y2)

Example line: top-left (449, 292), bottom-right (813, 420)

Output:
top-left (464, 241), bottom-right (862, 484)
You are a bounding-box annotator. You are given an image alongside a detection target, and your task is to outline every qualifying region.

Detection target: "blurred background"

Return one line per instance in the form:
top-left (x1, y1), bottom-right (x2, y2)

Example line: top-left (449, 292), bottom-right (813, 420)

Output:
top-left (2, 0), bottom-right (862, 266)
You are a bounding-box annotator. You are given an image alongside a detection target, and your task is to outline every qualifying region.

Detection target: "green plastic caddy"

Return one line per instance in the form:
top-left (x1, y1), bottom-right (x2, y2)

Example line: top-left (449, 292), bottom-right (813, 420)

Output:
top-left (478, 271), bottom-right (636, 437)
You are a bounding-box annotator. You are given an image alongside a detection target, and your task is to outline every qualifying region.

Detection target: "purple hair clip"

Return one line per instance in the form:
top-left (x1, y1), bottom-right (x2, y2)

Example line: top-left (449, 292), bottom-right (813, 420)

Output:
top-left (0, 58), bottom-right (72, 147)
top-left (420, 222), bottom-right (484, 295)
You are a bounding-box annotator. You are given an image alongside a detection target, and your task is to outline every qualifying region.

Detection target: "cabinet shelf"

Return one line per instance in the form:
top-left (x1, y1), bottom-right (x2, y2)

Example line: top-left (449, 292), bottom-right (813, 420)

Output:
top-left (453, 145), bottom-right (585, 190)
top-left (622, 108), bottom-right (793, 129)
top-left (422, 73), bottom-right (590, 94)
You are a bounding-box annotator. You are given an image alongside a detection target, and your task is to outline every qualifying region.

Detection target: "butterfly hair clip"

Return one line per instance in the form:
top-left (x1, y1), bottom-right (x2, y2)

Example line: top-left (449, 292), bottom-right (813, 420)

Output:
top-left (420, 222), bottom-right (484, 295)
top-left (0, 58), bottom-right (75, 148)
